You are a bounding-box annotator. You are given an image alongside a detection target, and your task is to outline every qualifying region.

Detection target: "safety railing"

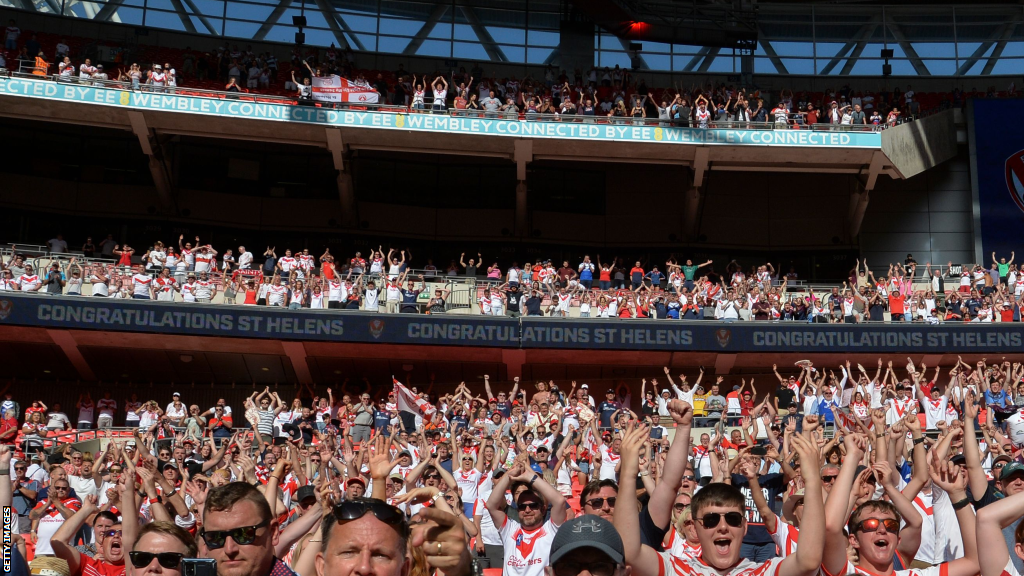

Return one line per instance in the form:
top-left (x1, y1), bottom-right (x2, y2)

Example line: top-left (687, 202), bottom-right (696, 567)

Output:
top-left (0, 69), bottom-right (900, 132)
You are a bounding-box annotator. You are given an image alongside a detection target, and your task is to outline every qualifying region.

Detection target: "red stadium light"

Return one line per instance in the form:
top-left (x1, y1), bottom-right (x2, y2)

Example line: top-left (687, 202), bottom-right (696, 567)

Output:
top-left (627, 20), bottom-right (650, 36)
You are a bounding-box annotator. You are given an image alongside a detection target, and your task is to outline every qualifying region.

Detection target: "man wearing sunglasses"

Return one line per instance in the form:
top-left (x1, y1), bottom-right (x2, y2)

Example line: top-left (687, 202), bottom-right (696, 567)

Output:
top-left (50, 494), bottom-right (126, 576)
top-left (200, 483), bottom-right (295, 576)
top-left (486, 458), bottom-right (568, 576)
top-left (616, 424), bottom-right (826, 576)
top-left (129, 522), bottom-right (199, 576)
top-left (29, 476), bottom-right (81, 557)
top-left (822, 433), bottom-right (978, 576)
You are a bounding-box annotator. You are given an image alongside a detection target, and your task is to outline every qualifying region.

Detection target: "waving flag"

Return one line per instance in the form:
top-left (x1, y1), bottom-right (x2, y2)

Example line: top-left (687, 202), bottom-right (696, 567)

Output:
top-left (312, 75), bottom-right (380, 103)
top-left (393, 377), bottom-right (436, 417)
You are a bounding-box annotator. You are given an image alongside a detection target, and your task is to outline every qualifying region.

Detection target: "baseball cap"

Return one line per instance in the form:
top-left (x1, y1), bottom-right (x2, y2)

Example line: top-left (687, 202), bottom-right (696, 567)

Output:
top-left (172, 392), bottom-right (181, 397)
top-left (581, 384), bottom-right (588, 389)
top-left (185, 461), bottom-right (204, 478)
top-left (606, 389), bottom-right (615, 394)
top-left (161, 461), bottom-right (179, 473)
top-left (993, 454), bottom-right (1014, 465)
top-left (389, 473), bottom-right (406, 482)
top-left (549, 514), bottom-right (625, 565)
top-left (950, 454), bottom-right (966, 466)
top-left (1000, 462), bottom-right (1024, 480)
top-left (346, 477), bottom-right (366, 488)
top-left (489, 398), bottom-right (498, 403)
top-left (295, 485), bottom-right (317, 503)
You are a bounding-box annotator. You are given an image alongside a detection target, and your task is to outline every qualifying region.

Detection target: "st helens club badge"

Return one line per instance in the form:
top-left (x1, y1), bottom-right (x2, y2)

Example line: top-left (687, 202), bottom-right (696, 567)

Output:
top-left (0, 299), bottom-right (12, 321)
top-left (715, 328), bottom-right (731, 348)
top-left (1006, 149), bottom-right (1024, 214)
top-left (368, 318), bottom-right (385, 339)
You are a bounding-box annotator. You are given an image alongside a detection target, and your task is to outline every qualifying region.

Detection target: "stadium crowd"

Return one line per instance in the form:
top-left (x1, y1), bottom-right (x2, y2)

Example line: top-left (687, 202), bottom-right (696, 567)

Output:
top-left (3, 357), bottom-right (1024, 576)
top-left (1, 18), bottom-right (980, 127)
top-left (4, 236), bottom-right (1024, 323)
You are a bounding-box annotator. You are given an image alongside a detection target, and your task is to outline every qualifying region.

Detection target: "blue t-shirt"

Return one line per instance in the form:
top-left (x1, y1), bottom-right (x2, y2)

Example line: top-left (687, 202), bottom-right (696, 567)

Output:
top-left (373, 409), bottom-right (391, 431)
top-left (667, 302), bottom-right (681, 319)
top-left (986, 389), bottom-right (1009, 409)
top-left (647, 271), bottom-right (664, 286)
top-left (731, 472), bottom-right (785, 545)
top-left (579, 264), bottom-right (594, 281)
top-left (817, 398), bottom-right (840, 423)
top-left (598, 400), bottom-right (621, 428)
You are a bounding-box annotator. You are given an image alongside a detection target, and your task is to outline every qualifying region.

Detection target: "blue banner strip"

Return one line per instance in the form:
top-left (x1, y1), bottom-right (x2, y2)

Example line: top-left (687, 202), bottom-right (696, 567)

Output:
top-left (0, 294), bottom-right (1020, 353)
top-left (0, 77), bottom-right (882, 149)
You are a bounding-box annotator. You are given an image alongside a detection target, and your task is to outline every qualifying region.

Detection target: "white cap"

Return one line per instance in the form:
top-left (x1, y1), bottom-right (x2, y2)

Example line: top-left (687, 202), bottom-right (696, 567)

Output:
top-left (580, 383), bottom-right (589, 389)
top-left (172, 392), bottom-right (181, 397)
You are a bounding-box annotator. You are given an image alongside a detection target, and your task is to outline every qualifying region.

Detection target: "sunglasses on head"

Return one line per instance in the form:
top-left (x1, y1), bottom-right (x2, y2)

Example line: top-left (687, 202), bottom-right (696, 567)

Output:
top-left (586, 497), bottom-right (616, 509)
top-left (853, 517), bottom-right (900, 534)
top-left (698, 511), bottom-right (744, 529)
top-left (333, 499), bottom-right (408, 533)
top-left (201, 518), bottom-right (270, 549)
top-left (129, 552), bottom-right (184, 569)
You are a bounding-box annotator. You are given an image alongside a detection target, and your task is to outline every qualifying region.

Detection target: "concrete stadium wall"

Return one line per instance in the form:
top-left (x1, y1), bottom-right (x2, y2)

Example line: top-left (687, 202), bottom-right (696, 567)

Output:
top-left (859, 146), bottom-right (974, 268)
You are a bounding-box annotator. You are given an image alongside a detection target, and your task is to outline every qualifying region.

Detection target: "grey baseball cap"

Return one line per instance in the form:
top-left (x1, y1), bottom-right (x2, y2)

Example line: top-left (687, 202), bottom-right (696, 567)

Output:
top-left (549, 514), bottom-right (624, 565)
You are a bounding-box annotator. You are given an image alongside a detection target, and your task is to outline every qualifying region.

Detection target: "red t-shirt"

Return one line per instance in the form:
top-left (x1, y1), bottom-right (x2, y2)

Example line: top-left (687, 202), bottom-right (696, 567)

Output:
top-left (0, 417), bottom-right (17, 441)
top-left (81, 553), bottom-right (126, 576)
top-left (888, 294), bottom-right (905, 314)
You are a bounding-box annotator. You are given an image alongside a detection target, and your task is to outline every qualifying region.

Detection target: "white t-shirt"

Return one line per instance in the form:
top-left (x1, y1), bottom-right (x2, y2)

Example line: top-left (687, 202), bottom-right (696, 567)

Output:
top-left (238, 251), bottom-right (253, 269)
top-left (46, 411), bottom-right (70, 429)
top-left (497, 518), bottom-right (560, 576)
top-left (454, 468), bottom-right (483, 504)
top-left (1004, 408), bottom-right (1024, 447)
top-left (364, 287), bottom-right (381, 311)
top-left (97, 399), bottom-right (117, 419)
top-left (131, 273), bottom-right (152, 297)
top-left (34, 498), bottom-right (82, 556)
top-left (78, 403), bottom-right (95, 424)
top-left (920, 397), bottom-right (948, 430)
top-left (599, 445), bottom-right (620, 481)
top-left (832, 559), bottom-right (944, 576)
top-left (165, 402), bottom-right (187, 421)
top-left (658, 553), bottom-right (784, 576)
top-left (768, 520), bottom-right (799, 557)
top-left (68, 474), bottom-right (101, 500)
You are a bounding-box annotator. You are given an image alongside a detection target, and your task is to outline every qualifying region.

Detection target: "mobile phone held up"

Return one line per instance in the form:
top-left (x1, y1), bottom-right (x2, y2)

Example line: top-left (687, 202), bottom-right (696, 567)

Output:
top-left (182, 559), bottom-right (217, 576)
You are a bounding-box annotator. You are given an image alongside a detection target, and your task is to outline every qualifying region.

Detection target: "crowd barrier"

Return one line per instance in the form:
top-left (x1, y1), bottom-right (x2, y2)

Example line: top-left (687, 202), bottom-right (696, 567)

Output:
top-left (0, 71), bottom-right (886, 148)
top-left (1, 292), bottom-right (1021, 352)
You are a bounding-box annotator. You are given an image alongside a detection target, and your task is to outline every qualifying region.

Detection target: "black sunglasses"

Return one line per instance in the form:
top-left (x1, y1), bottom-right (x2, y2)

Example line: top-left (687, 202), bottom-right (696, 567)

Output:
top-left (682, 475), bottom-right (697, 482)
top-left (129, 552), bottom-right (184, 569)
top-left (699, 512), bottom-right (744, 529)
top-left (333, 499), bottom-right (408, 534)
top-left (201, 518), bottom-right (270, 549)
top-left (586, 497), bottom-right (617, 509)
top-left (518, 501), bottom-right (544, 511)
top-left (821, 474), bottom-right (838, 483)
